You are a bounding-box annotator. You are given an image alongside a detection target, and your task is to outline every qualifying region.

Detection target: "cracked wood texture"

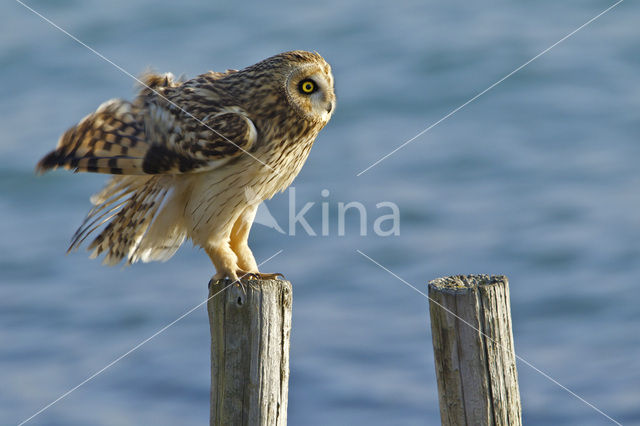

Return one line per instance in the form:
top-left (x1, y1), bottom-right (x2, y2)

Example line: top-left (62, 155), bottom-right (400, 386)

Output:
top-left (428, 275), bottom-right (521, 426)
top-left (208, 279), bottom-right (292, 426)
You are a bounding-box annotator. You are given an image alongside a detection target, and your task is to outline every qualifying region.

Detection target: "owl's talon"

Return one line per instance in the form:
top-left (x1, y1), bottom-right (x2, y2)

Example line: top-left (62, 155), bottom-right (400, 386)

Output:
top-left (234, 280), bottom-right (247, 296)
top-left (233, 271), bottom-right (285, 281)
top-left (236, 270), bottom-right (260, 280)
top-left (209, 275), bottom-right (241, 289)
top-left (259, 272), bottom-right (285, 280)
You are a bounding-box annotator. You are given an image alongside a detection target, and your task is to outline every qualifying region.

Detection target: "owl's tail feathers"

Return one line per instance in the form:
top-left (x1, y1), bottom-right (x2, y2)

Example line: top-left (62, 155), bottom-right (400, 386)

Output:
top-left (69, 175), bottom-right (186, 266)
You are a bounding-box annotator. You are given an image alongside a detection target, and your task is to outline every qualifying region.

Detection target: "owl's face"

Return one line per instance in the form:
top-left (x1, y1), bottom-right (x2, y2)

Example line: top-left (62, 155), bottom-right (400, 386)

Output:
top-left (284, 60), bottom-right (335, 124)
top-left (229, 51), bottom-right (336, 126)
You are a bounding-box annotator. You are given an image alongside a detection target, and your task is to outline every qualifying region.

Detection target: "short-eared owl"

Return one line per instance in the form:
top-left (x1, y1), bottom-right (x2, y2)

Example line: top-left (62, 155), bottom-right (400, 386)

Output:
top-left (37, 50), bottom-right (336, 281)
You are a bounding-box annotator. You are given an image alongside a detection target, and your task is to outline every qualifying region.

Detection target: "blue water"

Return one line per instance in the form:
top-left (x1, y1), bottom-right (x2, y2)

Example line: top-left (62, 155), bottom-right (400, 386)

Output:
top-left (2, 0), bottom-right (639, 424)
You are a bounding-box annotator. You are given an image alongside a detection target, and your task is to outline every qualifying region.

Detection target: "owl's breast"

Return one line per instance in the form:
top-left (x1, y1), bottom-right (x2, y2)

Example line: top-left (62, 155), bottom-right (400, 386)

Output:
top-left (258, 131), bottom-right (317, 198)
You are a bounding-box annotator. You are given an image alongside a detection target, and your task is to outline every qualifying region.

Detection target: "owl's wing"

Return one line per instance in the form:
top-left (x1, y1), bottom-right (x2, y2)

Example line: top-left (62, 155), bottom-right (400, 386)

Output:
top-left (36, 98), bottom-right (257, 175)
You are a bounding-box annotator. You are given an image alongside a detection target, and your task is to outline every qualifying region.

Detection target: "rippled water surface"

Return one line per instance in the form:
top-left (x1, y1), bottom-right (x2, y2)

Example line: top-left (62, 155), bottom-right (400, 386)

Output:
top-left (2, 0), bottom-right (639, 424)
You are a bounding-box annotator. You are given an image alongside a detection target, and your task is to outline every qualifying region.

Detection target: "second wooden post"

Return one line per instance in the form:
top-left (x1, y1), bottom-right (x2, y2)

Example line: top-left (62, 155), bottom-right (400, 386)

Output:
top-left (208, 279), bottom-right (292, 426)
top-left (428, 274), bottom-right (521, 426)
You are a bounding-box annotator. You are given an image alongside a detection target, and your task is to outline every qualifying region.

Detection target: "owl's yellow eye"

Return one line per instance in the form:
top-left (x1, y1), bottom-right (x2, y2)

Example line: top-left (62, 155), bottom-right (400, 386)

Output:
top-left (299, 79), bottom-right (316, 94)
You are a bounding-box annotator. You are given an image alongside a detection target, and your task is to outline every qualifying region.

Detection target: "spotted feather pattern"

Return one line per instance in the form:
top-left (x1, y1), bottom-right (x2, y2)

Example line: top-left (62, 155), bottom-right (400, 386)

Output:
top-left (36, 72), bottom-right (256, 176)
top-left (69, 175), bottom-right (180, 265)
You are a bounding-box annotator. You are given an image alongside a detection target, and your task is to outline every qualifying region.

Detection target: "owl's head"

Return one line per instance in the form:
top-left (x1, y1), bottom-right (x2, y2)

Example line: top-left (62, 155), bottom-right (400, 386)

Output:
top-left (232, 51), bottom-right (335, 125)
top-left (280, 51), bottom-right (336, 124)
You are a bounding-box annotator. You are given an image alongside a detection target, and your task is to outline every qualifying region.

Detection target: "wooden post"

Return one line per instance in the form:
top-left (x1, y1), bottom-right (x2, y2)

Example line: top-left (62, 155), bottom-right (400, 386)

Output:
top-left (428, 275), bottom-right (521, 426)
top-left (207, 279), bottom-right (292, 426)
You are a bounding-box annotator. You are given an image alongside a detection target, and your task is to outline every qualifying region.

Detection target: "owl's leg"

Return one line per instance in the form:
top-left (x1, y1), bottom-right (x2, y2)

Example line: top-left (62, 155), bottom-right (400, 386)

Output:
top-left (230, 205), bottom-right (286, 280)
top-left (230, 205), bottom-right (259, 273)
top-left (205, 242), bottom-right (239, 282)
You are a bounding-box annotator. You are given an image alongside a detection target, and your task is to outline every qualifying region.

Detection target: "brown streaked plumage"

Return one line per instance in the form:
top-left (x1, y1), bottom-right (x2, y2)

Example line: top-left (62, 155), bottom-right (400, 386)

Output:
top-left (37, 50), bottom-right (336, 280)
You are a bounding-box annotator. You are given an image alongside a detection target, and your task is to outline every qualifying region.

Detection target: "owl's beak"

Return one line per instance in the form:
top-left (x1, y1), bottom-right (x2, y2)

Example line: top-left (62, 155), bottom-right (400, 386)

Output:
top-left (326, 100), bottom-right (334, 114)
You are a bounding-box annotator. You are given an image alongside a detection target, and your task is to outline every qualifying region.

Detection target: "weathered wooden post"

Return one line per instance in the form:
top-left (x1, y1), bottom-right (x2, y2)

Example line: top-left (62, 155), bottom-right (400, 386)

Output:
top-left (207, 279), bottom-right (292, 426)
top-left (428, 275), bottom-right (521, 426)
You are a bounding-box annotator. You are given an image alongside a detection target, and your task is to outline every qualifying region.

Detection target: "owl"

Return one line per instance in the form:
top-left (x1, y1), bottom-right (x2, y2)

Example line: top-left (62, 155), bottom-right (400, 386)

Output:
top-left (37, 50), bottom-right (336, 281)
